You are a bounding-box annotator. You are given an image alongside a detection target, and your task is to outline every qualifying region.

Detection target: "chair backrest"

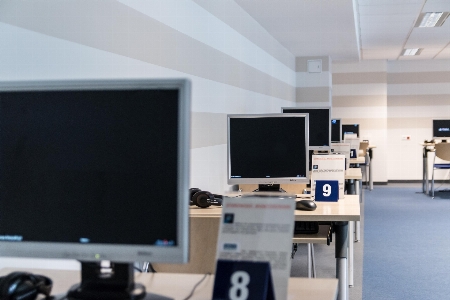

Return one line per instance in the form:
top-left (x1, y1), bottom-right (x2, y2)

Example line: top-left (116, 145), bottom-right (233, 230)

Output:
top-left (435, 142), bottom-right (450, 162)
top-left (359, 141), bottom-right (369, 157)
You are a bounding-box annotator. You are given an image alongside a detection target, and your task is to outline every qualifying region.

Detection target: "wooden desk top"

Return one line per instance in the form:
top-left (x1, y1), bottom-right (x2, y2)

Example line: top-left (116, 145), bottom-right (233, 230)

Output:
top-left (345, 167), bottom-right (362, 180)
top-left (191, 195), bottom-right (360, 222)
top-left (350, 156), bottom-right (365, 164)
top-left (0, 268), bottom-right (338, 300)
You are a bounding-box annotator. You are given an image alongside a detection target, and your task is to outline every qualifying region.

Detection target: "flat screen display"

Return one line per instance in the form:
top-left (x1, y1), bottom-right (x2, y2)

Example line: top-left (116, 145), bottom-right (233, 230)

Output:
top-left (281, 107), bottom-right (330, 150)
top-left (433, 119), bottom-right (450, 138)
top-left (228, 114), bottom-right (309, 185)
top-left (331, 118), bottom-right (341, 142)
top-left (342, 124), bottom-right (359, 139)
top-left (0, 79), bottom-right (190, 264)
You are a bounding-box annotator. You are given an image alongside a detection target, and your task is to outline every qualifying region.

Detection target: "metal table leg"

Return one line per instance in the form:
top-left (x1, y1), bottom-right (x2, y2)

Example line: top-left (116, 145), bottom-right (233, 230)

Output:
top-left (334, 221), bottom-right (349, 300)
top-left (348, 221), bottom-right (354, 287)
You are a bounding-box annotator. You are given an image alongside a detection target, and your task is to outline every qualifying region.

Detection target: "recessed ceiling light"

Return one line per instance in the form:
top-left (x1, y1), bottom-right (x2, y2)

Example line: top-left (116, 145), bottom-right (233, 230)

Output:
top-left (416, 12), bottom-right (450, 27)
top-left (402, 48), bottom-right (423, 56)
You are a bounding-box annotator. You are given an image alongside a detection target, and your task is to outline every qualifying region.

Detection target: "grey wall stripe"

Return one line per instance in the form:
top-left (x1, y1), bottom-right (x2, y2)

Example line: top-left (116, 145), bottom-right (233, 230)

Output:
top-left (388, 117), bottom-right (431, 129)
top-left (192, 0), bottom-right (295, 71)
top-left (0, 0), bottom-right (294, 102)
top-left (333, 95), bottom-right (387, 107)
top-left (333, 72), bottom-right (387, 84)
top-left (388, 71), bottom-right (450, 84)
top-left (191, 112), bottom-right (227, 149)
top-left (388, 95), bottom-right (450, 106)
top-left (296, 87), bottom-right (330, 103)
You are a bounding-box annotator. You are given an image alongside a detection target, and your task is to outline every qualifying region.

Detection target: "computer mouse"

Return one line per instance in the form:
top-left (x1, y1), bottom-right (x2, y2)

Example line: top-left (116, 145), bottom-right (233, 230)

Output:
top-left (295, 200), bottom-right (317, 211)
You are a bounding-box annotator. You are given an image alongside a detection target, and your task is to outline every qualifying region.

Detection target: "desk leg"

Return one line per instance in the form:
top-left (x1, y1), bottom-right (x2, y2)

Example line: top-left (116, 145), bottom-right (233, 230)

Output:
top-left (347, 179), bottom-right (356, 195)
top-left (348, 221), bottom-right (354, 288)
top-left (355, 179), bottom-right (361, 242)
top-left (369, 163), bottom-right (373, 191)
top-left (335, 221), bottom-right (349, 300)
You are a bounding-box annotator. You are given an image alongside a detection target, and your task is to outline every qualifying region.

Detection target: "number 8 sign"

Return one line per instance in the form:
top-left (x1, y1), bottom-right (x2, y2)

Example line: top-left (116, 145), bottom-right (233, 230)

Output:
top-left (314, 180), bottom-right (339, 201)
top-left (213, 260), bottom-right (275, 300)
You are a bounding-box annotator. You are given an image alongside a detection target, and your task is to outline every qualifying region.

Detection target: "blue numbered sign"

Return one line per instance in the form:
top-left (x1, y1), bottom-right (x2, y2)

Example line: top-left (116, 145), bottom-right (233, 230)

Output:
top-left (315, 180), bottom-right (339, 202)
top-left (350, 148), bottom-right (357, 158)
top-left (213, 260), bottom-right (275, 300)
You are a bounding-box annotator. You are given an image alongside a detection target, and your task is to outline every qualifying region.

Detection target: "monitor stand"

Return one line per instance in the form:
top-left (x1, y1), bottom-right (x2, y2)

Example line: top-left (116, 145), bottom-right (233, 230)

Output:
top-left (52, 261), bottom-right (172, 300)
top-left (253, 184), bottom-right (286, 192)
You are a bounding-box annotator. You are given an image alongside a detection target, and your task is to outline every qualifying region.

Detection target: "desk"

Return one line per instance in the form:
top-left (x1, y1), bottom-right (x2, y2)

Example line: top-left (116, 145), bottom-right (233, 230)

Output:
top-left (186, 195), bottom-right (360, 300)
top-left (0, 268), bottom-right (339, 300)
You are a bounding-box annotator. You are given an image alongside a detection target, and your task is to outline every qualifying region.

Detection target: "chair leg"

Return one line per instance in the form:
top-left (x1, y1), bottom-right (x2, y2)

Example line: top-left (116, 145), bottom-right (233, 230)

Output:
top-left (431, 168), bottom-right (435, 198)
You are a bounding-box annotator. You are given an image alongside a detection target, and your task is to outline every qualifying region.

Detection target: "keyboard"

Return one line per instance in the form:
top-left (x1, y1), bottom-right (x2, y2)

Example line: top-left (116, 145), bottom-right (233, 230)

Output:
top-left (293, 221), bottom-right (319, 234)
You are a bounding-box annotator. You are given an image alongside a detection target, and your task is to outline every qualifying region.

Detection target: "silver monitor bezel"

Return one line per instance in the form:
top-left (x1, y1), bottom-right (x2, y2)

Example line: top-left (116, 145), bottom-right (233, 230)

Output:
top-left (227, 113), bottom-right (310, 185)
top-left (0, 78), bottom-right (190, 264)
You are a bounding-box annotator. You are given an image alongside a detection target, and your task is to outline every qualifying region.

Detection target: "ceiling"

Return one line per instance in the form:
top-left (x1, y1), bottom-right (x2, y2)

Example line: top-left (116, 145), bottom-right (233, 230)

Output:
top-left (234, 0), bottom-right (450, 62)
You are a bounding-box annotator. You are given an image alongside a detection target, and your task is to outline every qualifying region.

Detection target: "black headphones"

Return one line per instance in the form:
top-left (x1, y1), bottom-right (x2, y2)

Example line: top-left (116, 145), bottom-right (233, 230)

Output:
top-left (189, 188), bottom-right (223, 208)
top-left (0, 271), bottom-right (53, 300)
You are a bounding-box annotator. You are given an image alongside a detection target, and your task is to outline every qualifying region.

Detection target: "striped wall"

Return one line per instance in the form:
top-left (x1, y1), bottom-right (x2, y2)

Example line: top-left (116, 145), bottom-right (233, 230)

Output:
top-left (0, 0), bottom-right (297, 195)
top-left (387, 60), bottom-right (450, 180)
top-left (333, 59), bottom-right (450, 182)
top-left (332, 60), bottom-right (388, 183)
top-left (0, 0), bottom-right (296, 269)
top-left (296, 56), bottom-right (332, 106)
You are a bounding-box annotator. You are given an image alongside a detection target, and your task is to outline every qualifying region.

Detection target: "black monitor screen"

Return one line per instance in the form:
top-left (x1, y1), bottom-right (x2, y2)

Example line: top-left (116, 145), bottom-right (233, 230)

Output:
top-left (331, 119), bottom-right (341, 142)
top-left (342, 124), bottom-right (359, 139)
top-left (0, 80), bottom-right (190, 264)
top-left (228, 114), bottom-right (308, 184)
top-left (282, 108), bottom-right (330, 149)
top-left (433, 119), bottom-right (450, 138)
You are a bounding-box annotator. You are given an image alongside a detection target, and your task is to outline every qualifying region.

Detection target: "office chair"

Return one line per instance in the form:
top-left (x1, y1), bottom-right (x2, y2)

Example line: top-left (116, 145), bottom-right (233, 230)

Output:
top-left (430, 142), bottom-right (450, 198)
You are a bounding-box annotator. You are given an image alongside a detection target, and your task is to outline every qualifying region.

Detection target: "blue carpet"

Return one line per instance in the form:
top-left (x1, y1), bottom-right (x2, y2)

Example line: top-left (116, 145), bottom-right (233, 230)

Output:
top-left (363, 186), bottom-right (450, 300)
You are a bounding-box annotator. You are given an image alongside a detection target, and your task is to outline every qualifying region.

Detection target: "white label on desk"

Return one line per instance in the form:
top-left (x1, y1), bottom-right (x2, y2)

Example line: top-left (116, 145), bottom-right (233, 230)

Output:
top-left (216, 195), bottom-right (295, 300)
top-left (311, 154), bottom-right (345, 199)
top-left (331, 142), bottom-right (351, 170)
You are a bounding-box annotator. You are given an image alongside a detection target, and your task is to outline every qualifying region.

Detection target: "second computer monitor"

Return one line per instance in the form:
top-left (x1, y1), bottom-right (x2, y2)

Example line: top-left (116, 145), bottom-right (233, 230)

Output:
top-left (282, 107), bottom-right (331, 150)
top-left (433, 119), bottom-right (450, 140)
top-left (331, 118), bottom-right (342, 142)
top-left (228, 113), bottom-right (309, 186)
top-left (342, 124), bottom-right (360, 140)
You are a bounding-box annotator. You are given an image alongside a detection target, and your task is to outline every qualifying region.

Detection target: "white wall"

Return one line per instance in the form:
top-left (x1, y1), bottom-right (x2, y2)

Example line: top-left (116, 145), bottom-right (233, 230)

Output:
top-left (0, 0), bottom-right (296, 269)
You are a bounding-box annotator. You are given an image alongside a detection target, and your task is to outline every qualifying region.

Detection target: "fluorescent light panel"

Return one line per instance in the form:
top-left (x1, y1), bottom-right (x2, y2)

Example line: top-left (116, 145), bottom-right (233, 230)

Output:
top-left (402, 48), bottom-right (423, 56)
top-left (416, 12), bottom-right (449, 27)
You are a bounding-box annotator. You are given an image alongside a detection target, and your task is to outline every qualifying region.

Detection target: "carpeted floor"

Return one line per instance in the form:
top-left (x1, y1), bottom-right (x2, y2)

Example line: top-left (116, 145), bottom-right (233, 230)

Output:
top-left (362, 184), bottom-right (450, 300)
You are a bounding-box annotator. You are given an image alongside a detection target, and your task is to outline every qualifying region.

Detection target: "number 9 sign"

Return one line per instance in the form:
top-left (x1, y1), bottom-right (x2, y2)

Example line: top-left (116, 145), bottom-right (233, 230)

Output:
top-left (315, 180), bottom-right (339, 201)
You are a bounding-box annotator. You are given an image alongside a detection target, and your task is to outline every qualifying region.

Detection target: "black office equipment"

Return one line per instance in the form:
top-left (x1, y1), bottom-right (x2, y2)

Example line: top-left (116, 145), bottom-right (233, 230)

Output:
top-left (0, 79), bottom-right (191, 299)
top-left (0, 272), bottom-right (52, 300)
top-left (293, 221), bottom-right (319, 234)
top-left (433, 119), bottom-right (450, 139)
top-left (227, 114), bottom-right (310, 191)
top-left (295, 200), bottom-right (317, 211)
top-left (282, 107), bottom-right (331, 150)
top-left (331, 118), bottom-right (342, 142)
top-left (342, 124), bottom-right (359, 139)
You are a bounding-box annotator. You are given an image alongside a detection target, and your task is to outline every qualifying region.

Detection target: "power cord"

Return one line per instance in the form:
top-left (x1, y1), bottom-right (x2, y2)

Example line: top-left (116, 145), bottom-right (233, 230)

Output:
top-left (182, 273), bottom-right (211, 300)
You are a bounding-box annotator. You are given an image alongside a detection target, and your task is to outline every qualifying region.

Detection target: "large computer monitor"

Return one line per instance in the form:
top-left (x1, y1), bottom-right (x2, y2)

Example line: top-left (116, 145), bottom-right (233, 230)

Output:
top-left (433, 119), bottom-right (450, 140)
top-left (228, 114), bottom-right (309, 191)
top-left (342, 124), bottom-right (360, 140)
top-left (331, 118), bottom-right (342, 142)
top-left (0, 79), bottom-right (191, 298)
top-left (281, 107), bottom-right (330, 150)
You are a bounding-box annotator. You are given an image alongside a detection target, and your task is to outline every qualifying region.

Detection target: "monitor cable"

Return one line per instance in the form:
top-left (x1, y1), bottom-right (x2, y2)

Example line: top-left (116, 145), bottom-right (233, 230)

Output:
top-left (182, 272), bottom-right (211, 300)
